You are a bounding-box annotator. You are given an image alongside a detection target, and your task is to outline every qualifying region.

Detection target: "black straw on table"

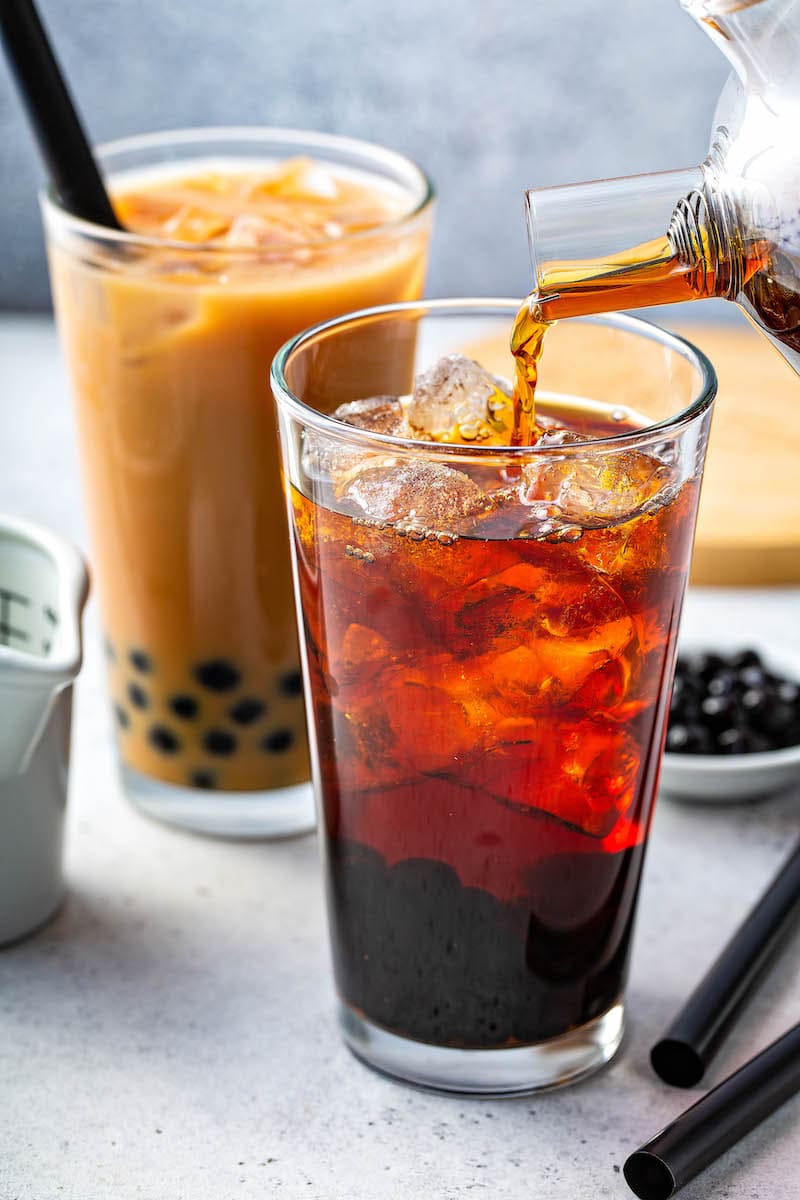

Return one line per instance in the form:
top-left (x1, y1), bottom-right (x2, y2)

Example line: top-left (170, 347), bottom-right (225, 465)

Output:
top-left (651, 835), bottom-right (800, 1088)
top-left (625, 1020), bottom-right (800, 1200)
top-left (0, 0), bottom-right (122, 228)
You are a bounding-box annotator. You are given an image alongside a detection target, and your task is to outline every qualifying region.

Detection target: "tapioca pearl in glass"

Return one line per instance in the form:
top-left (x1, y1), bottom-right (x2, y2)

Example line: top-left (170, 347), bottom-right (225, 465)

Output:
top-left (169, 693), bottom-right (200, 720)
top-left (203, 728), bottom-right (238, 756)
top-left (190, 769), bottom-right (217, 790)
top-left (193, 660), bottom-right (242, 693)
top-left (128, 682), bottom-right (149, 710)
top-left (114, 704), bottom-right (130, 730)
top-left (97, 613), bottom-right (311, 798)
top-left (128, 648), bottom-right (152, 673)
top-left (263, 728), bottom-right (294, 754)
top-left (148, 725), bottom-right (181, 755)
top-left (228, 697), bottom-right (266, 726)
top-left (278, 670), bottom-right (303, 698)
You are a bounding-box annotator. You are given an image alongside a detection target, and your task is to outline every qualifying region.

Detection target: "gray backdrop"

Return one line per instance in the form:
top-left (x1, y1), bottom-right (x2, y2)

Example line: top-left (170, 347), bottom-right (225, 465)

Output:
top-left (0, 0), bottom-right (727, 311)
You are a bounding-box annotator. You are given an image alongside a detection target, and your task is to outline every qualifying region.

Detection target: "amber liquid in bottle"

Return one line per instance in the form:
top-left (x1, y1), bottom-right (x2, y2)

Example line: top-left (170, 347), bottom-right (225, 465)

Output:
top-left (510, 228), bottom-right (787, 440)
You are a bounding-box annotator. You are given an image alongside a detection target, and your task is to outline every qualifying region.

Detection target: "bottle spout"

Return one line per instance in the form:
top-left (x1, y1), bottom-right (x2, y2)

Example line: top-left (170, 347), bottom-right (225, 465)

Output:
top-left (524, 166), bottom-right (730, 322)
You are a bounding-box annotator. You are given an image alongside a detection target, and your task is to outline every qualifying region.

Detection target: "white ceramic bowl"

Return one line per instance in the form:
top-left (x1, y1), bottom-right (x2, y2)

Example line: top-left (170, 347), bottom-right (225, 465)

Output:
top-left (660, 641), bottom-right (800, 804)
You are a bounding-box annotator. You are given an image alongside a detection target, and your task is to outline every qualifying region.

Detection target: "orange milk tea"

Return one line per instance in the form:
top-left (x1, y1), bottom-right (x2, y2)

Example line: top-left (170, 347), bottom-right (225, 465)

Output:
top-left (46, 154), bottom-right (432, 796)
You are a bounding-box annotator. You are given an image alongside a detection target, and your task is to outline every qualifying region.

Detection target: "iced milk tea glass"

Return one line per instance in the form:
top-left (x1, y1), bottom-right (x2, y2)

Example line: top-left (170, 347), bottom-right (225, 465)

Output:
top-left (273, 301), bottom-right (716, 1094)
top-left (41, 128), bottom-right (434, 837)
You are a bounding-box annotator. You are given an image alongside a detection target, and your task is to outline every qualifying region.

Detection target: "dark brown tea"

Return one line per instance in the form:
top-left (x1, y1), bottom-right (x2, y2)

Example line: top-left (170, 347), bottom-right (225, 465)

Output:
top-left (291, 379), bottom-right (702, 1048)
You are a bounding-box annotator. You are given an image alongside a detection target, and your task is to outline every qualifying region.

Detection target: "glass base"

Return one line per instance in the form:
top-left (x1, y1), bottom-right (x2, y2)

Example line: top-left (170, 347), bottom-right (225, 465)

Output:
top-left (339, 999), bottom-right (624, 1096)
top-left (122, 764), bottom-right (316, 839)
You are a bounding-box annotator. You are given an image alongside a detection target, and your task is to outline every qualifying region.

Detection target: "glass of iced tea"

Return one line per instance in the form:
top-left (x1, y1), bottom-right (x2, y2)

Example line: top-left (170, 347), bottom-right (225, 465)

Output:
top-left (41, 129), bottom-right (434, 838)
top-left (272, 300), bottom-right (716, 1094)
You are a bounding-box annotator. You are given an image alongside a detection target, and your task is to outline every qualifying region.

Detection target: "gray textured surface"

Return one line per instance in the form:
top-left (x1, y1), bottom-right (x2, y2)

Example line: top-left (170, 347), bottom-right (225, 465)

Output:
top-left (0, 0), bottom-right (728, 310)
top-left (1, 315), bottom-right (799, 1198)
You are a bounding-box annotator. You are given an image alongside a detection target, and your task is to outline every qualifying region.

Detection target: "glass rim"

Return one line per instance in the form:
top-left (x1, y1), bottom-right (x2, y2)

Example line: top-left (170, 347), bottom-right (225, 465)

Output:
top-left (270, 298), bottom-right (718, 457)
top-left (40, 125), bottom-right (435, 256)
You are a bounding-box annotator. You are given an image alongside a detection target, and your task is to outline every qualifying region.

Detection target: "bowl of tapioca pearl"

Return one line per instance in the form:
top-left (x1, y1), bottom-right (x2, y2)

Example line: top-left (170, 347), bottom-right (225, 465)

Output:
top-left (660, 642), bottom-right (800, 803)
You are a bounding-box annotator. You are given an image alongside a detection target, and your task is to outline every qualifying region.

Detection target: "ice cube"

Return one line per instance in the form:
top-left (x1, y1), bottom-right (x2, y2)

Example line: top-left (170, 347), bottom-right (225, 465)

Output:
top-left (333, 395), bottom-right (410, 437)
top-left (300, 433), bottom-right (356, 485)
top-left (340, 622), bottom-right (392, 672)
top-left (162, 204), bottom-right (230, 243)
top-left (407, 354), bottom-right (515, 445)
top-left (271, 157), bottom-right (340, 201)
top-left (376, 661), bottom-right (485, 774)
top-left (522, 430), bottom-right (675, 529)
top-left (225, 213), bottom-right (307, 248)
top-left (301, 396), bottom-right (409, 484)
top-left (467, 719), bottom-right (640, 839)
top-left (339, 461), bottom-right (490, 532)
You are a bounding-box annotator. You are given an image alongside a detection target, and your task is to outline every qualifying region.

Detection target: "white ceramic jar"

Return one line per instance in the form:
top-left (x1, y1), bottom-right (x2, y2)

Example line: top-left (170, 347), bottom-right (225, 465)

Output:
top-left (0, 515), bottom-right (88, 945)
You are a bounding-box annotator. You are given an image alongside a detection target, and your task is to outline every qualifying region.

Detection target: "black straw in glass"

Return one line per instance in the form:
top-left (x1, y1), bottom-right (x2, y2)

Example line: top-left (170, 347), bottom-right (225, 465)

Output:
top-left (651, 835), bottom-right (800, 1088)
top-left (624, 1020), bottom-right (800, 1200)
top-left (0, 0), bottom-right (122, 228)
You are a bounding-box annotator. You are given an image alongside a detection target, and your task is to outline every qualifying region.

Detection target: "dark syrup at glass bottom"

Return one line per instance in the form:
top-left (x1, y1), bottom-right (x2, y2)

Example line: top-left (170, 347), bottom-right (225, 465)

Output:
top-left (327, 823), bottom-right (646, 1049)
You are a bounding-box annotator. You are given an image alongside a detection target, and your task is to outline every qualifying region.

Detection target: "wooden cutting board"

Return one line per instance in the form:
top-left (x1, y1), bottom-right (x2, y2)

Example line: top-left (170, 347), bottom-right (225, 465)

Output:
top-left (674, 319), bottom-right (800, 585)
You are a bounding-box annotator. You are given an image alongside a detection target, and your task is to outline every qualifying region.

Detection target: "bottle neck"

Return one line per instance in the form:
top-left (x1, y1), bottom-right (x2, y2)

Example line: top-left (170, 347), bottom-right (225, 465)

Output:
top-left (525, 162), bottom-right (745, 321)
top-left (668, 155), bottom-right (744, 302)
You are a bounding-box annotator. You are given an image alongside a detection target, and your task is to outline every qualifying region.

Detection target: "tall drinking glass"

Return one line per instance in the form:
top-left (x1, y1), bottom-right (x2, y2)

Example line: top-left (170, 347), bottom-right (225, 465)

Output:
top-left (42, 128), bottom-right (434, 838)
top-left (273, 301), bottom-right (716, 1094)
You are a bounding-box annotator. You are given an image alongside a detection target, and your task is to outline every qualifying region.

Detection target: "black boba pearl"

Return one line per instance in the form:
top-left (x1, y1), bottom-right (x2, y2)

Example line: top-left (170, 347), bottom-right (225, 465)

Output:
top-left (190, 769), bottom-right (217, 790)
top-left (780, 722), bottom-right (800, 749)
top-left (278, 670), bottom-right (303, 698)
top-left (684, 652), bottom-right (725, 683)
top-left (707, 671), bottom-right (736, 697)
top-left (170, 693), bottom-right (200, 720)
top-left (103, 638), bottom-right (116, 662)
top-left (777, 681), bottom-right (800, 706)
top-left (149, 725), bottom-right (181, 755)
top-left (731, 648), bottom-right (763, 671)
top-left (203, 728), bottom-right (238, 756)
top-left (390, 856), bottom-right (462, 899)
top-left (670, 674), bottom-right (699, 716)
top-left (128, 682), bottom-right (149, 710)
top-left (194, 659), bottom-right (241, 693)
top-left (700, 694), bottom-right (736, 730)
top-left (666, 724), bottom-right (691, 752)
top-left (738, 664), bottom-right (767, 690)
top-left (740, 687), bottom-right (767, 716)
top-left (129, 648), bottom-right (152, 673)
top-left (760, 700), bottom-right (797, 737)
top-left (228, 697), bottom-right (266, 726)
top-left (690, 723), bottom-right (713, 753)
top-left (717, 727), bottom-right (750, 754)
top-left (114, 704), bottom-right (130, 730)
top-left (262, 728), bottom-right (294, 754)
top-left (672, 673), bottom-right (699, 702)
top-left (670, 697), bottom-right (700, 727)
top-left (667, 723), bottom-right (712, 754)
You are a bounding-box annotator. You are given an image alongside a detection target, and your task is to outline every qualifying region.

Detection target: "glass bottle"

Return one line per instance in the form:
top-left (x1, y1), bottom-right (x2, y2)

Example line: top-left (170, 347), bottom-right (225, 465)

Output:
top-left (524, 0), bottom-right (800, 373)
